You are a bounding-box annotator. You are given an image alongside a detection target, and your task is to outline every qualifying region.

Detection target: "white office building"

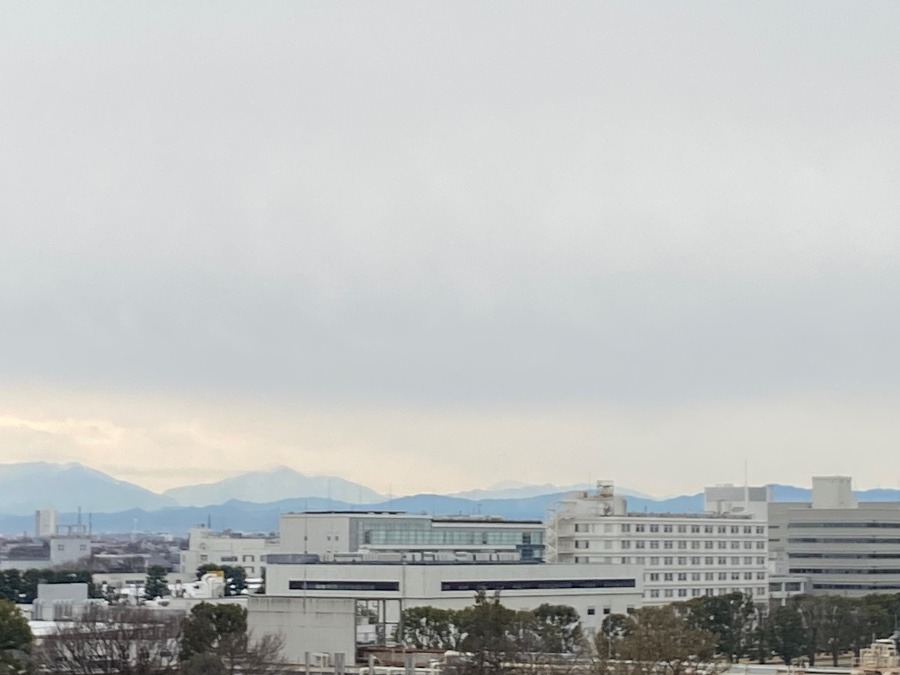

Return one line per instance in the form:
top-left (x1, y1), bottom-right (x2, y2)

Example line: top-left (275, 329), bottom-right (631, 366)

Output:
top-left (35, 509), bottom-right (58, 538)
top-left (179, 526), bottom-right (275, 577)
top-left (279, 511), bottom-right (545, 561)
top-left (251, 557), bottom-right (643, 664)
top-left (547, 482), bottom-right (769, 605)
top-left (769, 476), bottom-right (900, 596)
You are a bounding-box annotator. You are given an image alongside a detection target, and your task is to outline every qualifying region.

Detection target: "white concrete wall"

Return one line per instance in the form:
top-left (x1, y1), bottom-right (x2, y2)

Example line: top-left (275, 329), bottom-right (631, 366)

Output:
top-left (248, 595), bottom-right (356, 664)
top-left (279, 514), bottom-right (353, 556)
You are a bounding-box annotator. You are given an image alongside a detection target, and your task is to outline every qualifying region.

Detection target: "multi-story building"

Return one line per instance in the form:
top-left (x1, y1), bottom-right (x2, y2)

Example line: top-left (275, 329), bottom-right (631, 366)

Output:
top-left (35, 509), bottom-right (58, 538)
top-left (179, 526), bottom-right (275, 578)
top-left (769, 476), bottom-right (900, 596)
top-left (278, 511), bottom-right (544, 561)
top-left (547, 482), bottom-right (769, 605)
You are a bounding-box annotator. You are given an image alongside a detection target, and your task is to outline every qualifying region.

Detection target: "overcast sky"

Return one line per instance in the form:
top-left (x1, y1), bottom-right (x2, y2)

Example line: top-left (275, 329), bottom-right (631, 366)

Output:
top-left (1, 2), bottom-right (898, 497)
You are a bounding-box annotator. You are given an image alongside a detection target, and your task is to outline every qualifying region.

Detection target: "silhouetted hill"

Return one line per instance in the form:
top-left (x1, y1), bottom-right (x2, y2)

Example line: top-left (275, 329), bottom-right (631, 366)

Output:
top-left (164, 467), bottom-right (383, 506)
top-left (0, 462), bottom-right (176, 515)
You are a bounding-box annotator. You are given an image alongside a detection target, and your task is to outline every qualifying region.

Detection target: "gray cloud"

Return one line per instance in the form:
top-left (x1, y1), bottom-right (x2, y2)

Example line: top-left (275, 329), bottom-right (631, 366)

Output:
top-left (1, 2), bottom-right (899, 411)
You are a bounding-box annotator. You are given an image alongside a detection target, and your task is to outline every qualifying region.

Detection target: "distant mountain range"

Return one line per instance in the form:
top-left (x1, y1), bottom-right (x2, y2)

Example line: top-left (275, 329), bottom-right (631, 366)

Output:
top-left (0, 461), bottom-right (899, 536)
top-left (0, 462), bottom-right (177, 514)
top-left (163, 467), bottom-right (384, 507)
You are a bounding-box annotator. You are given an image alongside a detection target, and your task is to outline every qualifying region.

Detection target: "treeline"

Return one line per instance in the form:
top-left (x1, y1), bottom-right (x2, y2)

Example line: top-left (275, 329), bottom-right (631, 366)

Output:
top-left (608, 592), bottom-right (900, 668)
top-left (0, 569), bottom-right (97, 604)
top-left (399, 595), bottom-right (584, 653)
top-left (402, 591), bottom-right (900, 672)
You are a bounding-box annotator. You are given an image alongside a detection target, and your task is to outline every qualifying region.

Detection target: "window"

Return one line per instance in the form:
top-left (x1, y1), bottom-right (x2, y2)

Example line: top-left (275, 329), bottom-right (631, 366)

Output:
top-left (705, 557), bottom-right (714, 565)
top-left (691, 556), bottom-right (701, 565)
top-left (621, 541), bottom-right (631, 549)
top-left (663, 525), bottom-right (673, 533)
top-left (650, 589), bottom-right (660, 598)
top-left (635, 557), bottom-right (645, 564)
top-left (756, 572), bottom-right (766, 580)
top-left (744, 557), bottom-right (753, 565)
top-left (650, 524), bottom-right (659, 533)
top-left (731, 572), bottom-right (740, 581)
top-left (587, 607), bottom-right (596, 616)
top-left (621, 524), bottom-right (631, 533)
top-left (757, 557), bottom-right (766, 565)
top-left (575, 523), bottom-right (590, 533)
top-left (677, 541), bottom-right (687, 549)
top-left (635, 524), bottom-right (645, 533)
top-left (731, 557), bottom-right (740, 565)
top-left (705, 572), bottom-right (714, 581)
top-left (57, 544), bottom-right (65, 551)
top-left (756, 526), bottom-right (765, 535)
top-left (731, 541), bottom-right (740, 549)
top-left (664, 557), bottom-right (673, 565)
top-left (678, 525), bottom-right (687, 533)
top-left (704, 525), bottom-right (713, 534)
top-left (692, 588), bottom-right (702, 597)
top-left (744, 541), bottom-right (753, 549)
top-left (744, 572), bottom-right (753, 580)
top-left (677, 573), bottom-right (687, 581)
top-left (649, 573), bottom-right (659, 581)
top-left (744, 526), bottom-right (752, 534)
top-left (220, 555), bottom-right (238, 562)
top-left (650, 557), bottom-right (659, 565)
top-left (718, 557), bottom-right (728, 565)
top-left (663, 541), bottom-right (673, 549)
top-left (677, 557), bottom-right (687, 565)
top-left (691, 573), bottom-right (701, 581)
top-left (575, 540), bottom-right (589, 549)
top-left (756, 542), bottom-right (766, 549)
top-left (705, 541), bottom-right (714, 549)
top-left (678, 589), bottom-right (687, 597)
top-left (718, 572), bottom-right (727, 580)
top-left (664, 589), bottom-right (673, 598)
top-left (635, 541), bottom-right (645, 549)
top-left (718, 526), bottom-right (727, 534)
top-left (664, 573), bottom-right (673, 581)
top-left (691, 525), bottom-right (700, 533)
top-left (730, 526), bottom-right (739, 534)
top-left (621, 557), bottom-right (631, 564)
top-left (650, 541), bottom-right (659, 549)
top-left (243, 554), bottom-right (255, 562)
top-left (718, 541), bottom-right (727, 549)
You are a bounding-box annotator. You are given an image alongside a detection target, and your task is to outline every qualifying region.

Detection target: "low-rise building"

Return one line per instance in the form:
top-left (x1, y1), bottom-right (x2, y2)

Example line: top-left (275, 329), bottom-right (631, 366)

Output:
top-left (279, 511), bottom-right (544, 561)
top-left (179, 526), bottom-right (274, 577)
top-left (251, 556), bottom-right (643, 664)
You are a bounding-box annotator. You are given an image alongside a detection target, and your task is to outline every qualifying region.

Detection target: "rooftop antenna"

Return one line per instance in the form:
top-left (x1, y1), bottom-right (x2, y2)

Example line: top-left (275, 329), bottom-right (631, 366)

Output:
top-left (207, 513), bottom-right (212, 530)
top-left (77, 506), bottom-right (82, 531)
top-left (88, 513), bottom-right (93, 537)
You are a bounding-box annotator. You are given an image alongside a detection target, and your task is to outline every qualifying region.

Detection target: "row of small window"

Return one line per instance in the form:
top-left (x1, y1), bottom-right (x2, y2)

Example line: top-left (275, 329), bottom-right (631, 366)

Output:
top-left (610, 524), bottom-right (765, 535)
top-left (218, 554), bottom-right (260, 563)
top-left (648, 587), bottom-right (766, 599)
top-left (573, 555), bottom-right (767, 566)
top-left (649, 571), bottom-right (766, 582)
top-left (615, 540), bottom-right (764, 550)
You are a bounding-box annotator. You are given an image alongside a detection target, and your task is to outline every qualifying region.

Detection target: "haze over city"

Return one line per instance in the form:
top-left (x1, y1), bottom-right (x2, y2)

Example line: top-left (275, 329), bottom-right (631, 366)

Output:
top-left (1, 3), bottom-right (898, 497)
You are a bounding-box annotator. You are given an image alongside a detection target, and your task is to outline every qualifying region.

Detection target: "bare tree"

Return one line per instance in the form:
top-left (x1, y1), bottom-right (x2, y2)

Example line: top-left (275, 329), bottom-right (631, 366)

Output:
top-left (35, 604), bottom-right (182, 675)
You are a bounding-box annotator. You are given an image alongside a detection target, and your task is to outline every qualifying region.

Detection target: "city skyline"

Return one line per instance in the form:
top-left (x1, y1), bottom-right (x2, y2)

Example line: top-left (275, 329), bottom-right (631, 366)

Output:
top-left (1, 3), bottom-right (898, 496)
